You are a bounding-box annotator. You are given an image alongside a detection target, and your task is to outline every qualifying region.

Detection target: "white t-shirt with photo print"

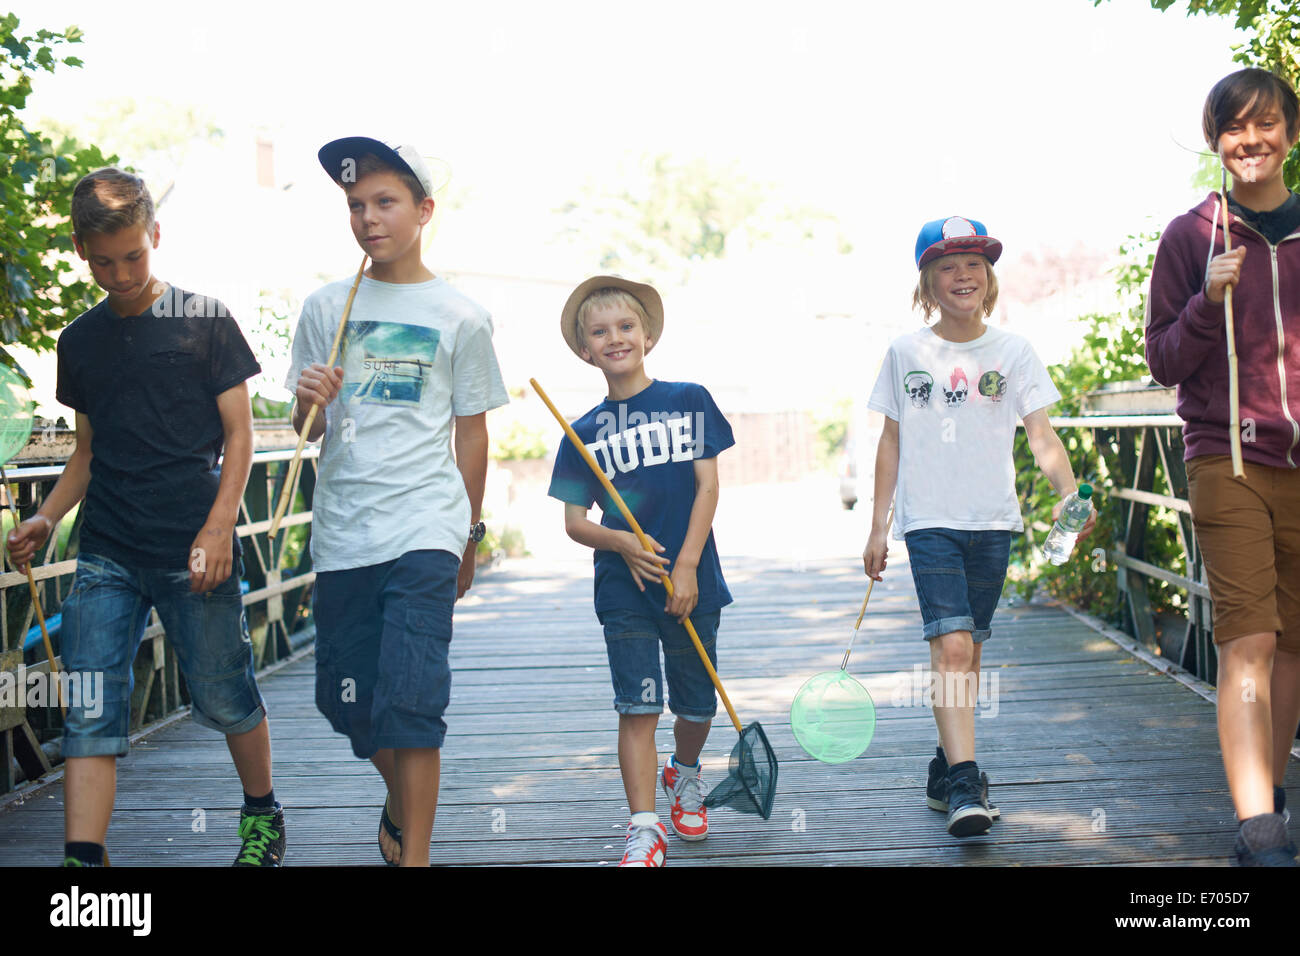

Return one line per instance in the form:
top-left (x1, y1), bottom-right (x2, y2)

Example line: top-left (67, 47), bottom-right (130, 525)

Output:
top-left (286, 275), bottom-right (509, 572)
top-left (867, 325), bottom-right (1060, 540)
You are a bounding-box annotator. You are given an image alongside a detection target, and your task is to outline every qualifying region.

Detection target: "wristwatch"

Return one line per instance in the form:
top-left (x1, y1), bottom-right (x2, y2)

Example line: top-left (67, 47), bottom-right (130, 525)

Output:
top-left (469, 521), bottom-right (486, 543)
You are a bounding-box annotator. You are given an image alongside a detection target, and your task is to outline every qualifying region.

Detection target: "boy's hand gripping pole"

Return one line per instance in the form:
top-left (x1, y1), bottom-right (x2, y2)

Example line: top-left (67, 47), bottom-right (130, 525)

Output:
top-left (530, 377), bottom-right (744, 734)
top-left (1221, 171), bottom-right (1245, 479)
top-left (1, 467), bottom-right (64, 715)
top-left (269, 255), bottom-right (368, 540)
top-left (843, 501), bottom-right (894, 672)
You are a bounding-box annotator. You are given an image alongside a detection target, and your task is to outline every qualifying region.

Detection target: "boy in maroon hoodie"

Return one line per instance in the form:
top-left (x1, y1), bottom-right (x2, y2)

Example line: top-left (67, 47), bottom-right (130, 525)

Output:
top-left (1146, 67), bottom-right (1300, 866)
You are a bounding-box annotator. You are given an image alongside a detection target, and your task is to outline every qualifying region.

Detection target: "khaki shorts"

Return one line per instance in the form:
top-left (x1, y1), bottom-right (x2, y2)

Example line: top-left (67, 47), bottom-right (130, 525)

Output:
top-left (1186, 454), bottom-right (1300, 651)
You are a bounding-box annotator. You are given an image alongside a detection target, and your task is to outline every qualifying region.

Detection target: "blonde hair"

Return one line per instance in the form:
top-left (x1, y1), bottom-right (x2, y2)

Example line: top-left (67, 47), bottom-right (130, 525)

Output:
top-left (912, 255), bottom-right (999, 323)
top-left (575, 288), bottom-right (651, 344)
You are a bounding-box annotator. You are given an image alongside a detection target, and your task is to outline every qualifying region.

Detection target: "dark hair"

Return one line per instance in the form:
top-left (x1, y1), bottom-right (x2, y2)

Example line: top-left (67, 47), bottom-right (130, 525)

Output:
top-left (71, 166), bottom-right (155, 240)
top-left (347, 153), bottom-right (427, 205)
top-left (1202, 68), bottom-right (1300, 147)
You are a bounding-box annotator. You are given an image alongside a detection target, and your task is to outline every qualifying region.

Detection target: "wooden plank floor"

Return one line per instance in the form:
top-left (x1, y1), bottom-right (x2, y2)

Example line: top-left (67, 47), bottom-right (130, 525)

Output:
top-left (2, 552), bottom-right (1292, 866)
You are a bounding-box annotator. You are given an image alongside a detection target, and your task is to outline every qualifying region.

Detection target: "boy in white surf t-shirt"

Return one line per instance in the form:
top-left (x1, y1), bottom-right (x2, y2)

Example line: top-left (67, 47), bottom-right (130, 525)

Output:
top-left (863, 216), bottom-right (1095, 839)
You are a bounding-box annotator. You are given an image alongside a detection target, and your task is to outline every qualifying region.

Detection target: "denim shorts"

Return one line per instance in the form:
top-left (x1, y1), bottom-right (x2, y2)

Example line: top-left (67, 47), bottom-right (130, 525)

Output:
top-left (904, 529), bottom-right (1012, 643)
top-left (312, 549), bottom-right (459, 759)
top-left (598, 607), bottom-right (720, 722)
top-left (59, 552), bottom-right (266, 758)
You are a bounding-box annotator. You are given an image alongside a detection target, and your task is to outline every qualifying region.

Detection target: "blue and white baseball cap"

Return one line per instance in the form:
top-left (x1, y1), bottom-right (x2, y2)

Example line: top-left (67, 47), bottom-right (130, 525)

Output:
top-left (318, 136), bottom-right (437, 199)
top-left (915, 216), bottom-right (1003, 269)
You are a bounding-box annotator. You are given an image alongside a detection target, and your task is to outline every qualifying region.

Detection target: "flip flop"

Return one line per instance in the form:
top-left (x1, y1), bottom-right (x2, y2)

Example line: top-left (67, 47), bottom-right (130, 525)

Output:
top-left (378, 797), bottom-right (402, 866)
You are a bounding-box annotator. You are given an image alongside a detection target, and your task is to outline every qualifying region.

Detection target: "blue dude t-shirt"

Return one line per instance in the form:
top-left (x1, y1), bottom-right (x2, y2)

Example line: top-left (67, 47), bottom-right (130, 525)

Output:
top-left (547, 380), bottom-right (735, 619)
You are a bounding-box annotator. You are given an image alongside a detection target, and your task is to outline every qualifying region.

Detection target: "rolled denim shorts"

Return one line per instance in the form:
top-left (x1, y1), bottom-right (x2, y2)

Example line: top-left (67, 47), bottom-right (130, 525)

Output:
top-left (597, 607), bottom-right (720, 722)
top-left (904, 528), bottom-right (1012, 643)
top-left (313, 549), bottom-right (459, 759)
top-left (60, 552), bottom-right (266, 758)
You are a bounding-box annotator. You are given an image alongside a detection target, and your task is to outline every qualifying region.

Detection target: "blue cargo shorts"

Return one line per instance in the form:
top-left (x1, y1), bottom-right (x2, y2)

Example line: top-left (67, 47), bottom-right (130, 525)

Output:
top-left (904, 528), bottom-right (1012, 643)
top-left (59, 552), bottom-right (265, 758)
top-left (312, 549), bottom-right (459, 759)
top-left (597, 607), bottom-right (720, 722)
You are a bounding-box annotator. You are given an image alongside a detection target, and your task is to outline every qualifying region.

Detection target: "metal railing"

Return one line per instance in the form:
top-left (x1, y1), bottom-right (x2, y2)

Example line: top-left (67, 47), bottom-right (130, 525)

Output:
top-left (1, 429), bottom-right (318, 796)
top-left (1051, 383), bottom-right (1215, 682)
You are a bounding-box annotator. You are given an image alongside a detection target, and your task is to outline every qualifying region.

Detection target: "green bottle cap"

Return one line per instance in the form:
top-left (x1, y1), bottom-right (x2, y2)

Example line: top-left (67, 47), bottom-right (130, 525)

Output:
top-left (1078, 483), bottom-right (1093, 499)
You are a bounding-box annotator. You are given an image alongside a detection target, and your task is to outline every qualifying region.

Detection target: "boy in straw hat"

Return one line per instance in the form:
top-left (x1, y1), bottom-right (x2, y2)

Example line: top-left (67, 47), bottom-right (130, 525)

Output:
top-left (547, 276), bottom-right (735, 866)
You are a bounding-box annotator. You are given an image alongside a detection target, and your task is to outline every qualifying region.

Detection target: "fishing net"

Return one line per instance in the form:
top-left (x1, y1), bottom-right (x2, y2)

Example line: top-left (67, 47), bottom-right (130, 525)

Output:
top-left (0, 365), bottom-right (35, 465)
top-left (791, 669), bottom-right (877, 764)
top-left (703, 721), bottom-right (778, 819)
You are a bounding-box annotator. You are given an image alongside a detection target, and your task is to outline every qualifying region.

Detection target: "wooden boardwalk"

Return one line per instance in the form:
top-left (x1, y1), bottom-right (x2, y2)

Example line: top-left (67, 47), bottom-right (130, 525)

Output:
top-left (2, 552), bottom-right (1291, 866)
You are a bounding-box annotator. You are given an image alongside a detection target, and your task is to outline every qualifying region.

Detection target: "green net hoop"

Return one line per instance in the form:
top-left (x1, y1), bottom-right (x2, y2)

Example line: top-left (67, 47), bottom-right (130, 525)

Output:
top-left (0, 365), bottom-right (35, 466)
top-left (791, 669), bottom-right (877, 764)
top-left (702, 721), bottom-right (778, 819)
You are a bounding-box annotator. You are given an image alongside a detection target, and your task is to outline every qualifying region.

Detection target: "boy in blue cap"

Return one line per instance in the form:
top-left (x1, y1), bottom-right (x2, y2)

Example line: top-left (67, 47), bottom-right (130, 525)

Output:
top-left (547, 276), bottom-right (734, 867)
top-left (289, 137), bottom-right (508, 866)
top-left (863, 217), bottom-right (1094, 837)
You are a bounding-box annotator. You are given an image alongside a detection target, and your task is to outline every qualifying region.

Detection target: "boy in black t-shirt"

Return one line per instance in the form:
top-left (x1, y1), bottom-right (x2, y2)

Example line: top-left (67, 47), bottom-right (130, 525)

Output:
top-left (547, 276), bottom-right (735, 867)
top-left (4, 167), bottom-right (283, 867)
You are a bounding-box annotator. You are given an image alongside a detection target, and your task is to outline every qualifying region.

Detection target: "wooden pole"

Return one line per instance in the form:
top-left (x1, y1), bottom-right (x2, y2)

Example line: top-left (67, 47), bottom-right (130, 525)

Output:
top-left (269, 255), bottom-right (368, 539)
top-left (1221, 172), bottom-right (1245, 479)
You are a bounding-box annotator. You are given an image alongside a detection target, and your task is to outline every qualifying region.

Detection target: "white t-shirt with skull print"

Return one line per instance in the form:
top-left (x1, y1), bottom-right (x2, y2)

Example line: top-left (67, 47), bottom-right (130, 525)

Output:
top-left (867, 325), bottom-right (1060, 540)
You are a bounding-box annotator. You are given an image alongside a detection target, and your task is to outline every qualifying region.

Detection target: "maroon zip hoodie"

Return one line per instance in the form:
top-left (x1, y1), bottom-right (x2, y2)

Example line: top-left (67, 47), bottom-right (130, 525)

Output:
top-left (1146, 191), bottom-right (1300, 468)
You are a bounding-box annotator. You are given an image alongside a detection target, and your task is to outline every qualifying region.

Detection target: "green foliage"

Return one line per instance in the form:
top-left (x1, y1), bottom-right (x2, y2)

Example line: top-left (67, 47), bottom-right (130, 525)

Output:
top-left (0, 16), bottom-right (115, 359)
top-left (40, 97), bottom-right (223, 183)
top-left (813, 397), bottom-right (852, 468)
top-left (558, 153), bottom-right (850, 280)
top-left (247, 290), bottom-right (294, 417)
top-left (490, 420), bottom-right (547, 460)
top-left (1009, 233), bottom-right (1188, 623)
top-left (475, 510), bottom-right (527, 563)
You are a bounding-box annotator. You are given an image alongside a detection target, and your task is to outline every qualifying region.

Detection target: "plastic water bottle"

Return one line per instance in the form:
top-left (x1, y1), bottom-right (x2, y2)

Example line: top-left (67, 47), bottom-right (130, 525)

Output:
top-left (1041, 484), bottom-right (1093, 566)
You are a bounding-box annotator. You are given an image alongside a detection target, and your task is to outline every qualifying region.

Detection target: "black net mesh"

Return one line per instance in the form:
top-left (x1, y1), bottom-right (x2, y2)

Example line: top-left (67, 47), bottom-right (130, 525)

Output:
top-left (703, 722), bottom-right (777, 819)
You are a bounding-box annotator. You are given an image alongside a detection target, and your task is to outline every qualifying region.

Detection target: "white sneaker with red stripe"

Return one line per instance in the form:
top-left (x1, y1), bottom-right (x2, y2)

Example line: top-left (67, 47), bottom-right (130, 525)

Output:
top-left (619, 816), bottom-right (668, 867)
top-left (661, 755), bottom-right (709, 841)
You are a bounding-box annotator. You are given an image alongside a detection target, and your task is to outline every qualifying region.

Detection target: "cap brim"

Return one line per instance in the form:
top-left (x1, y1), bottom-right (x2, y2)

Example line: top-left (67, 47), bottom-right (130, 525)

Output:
top-left (918, 237), bottom-right (1003, 269)
top-left (560, 276), bottom-right (664, 358)
top-left (319, 137), bottom-right (393, 184)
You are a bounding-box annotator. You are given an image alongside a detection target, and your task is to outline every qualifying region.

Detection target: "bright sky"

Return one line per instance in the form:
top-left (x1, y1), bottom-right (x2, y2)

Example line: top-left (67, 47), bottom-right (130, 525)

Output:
top-left (7, 0), bottom-right (1248, 416)
top-left (14, 0), bottom-right (1242, 262)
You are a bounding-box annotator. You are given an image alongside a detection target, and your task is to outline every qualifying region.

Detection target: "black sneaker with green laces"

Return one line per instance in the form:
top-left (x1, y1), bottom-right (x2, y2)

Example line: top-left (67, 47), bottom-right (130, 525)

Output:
top-left (233, 806), bottom-right (285, 867)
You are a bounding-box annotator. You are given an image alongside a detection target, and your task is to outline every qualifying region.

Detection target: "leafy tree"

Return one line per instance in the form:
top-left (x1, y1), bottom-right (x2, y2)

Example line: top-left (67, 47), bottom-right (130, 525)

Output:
top-left (1039, 1), bottom-right (1300, 623)
top-left (558, 153), bottom-right (850, 281)
top-left (1099, 0), bottom-right (1300, 190)
top-left (0, 15), bottom-right (116, 366)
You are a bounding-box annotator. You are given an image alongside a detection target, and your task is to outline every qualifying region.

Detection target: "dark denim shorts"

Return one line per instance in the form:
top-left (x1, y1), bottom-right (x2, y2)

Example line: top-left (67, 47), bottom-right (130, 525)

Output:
top-left (904, 529), bottom-right (1012, 643)
top-left (597, 607), bottom-right (720, 722)
top-left (60, 552), bottom-right (265, 758)
top-left (313, 549), bottom-right (459, 759)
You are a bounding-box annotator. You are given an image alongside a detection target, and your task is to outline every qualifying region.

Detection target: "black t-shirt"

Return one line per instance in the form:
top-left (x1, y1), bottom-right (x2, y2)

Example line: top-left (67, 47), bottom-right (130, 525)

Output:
top-left (55, 287), bottom-right (261, 568)
top-left (1228, 190), bottom-right (1300, 245)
